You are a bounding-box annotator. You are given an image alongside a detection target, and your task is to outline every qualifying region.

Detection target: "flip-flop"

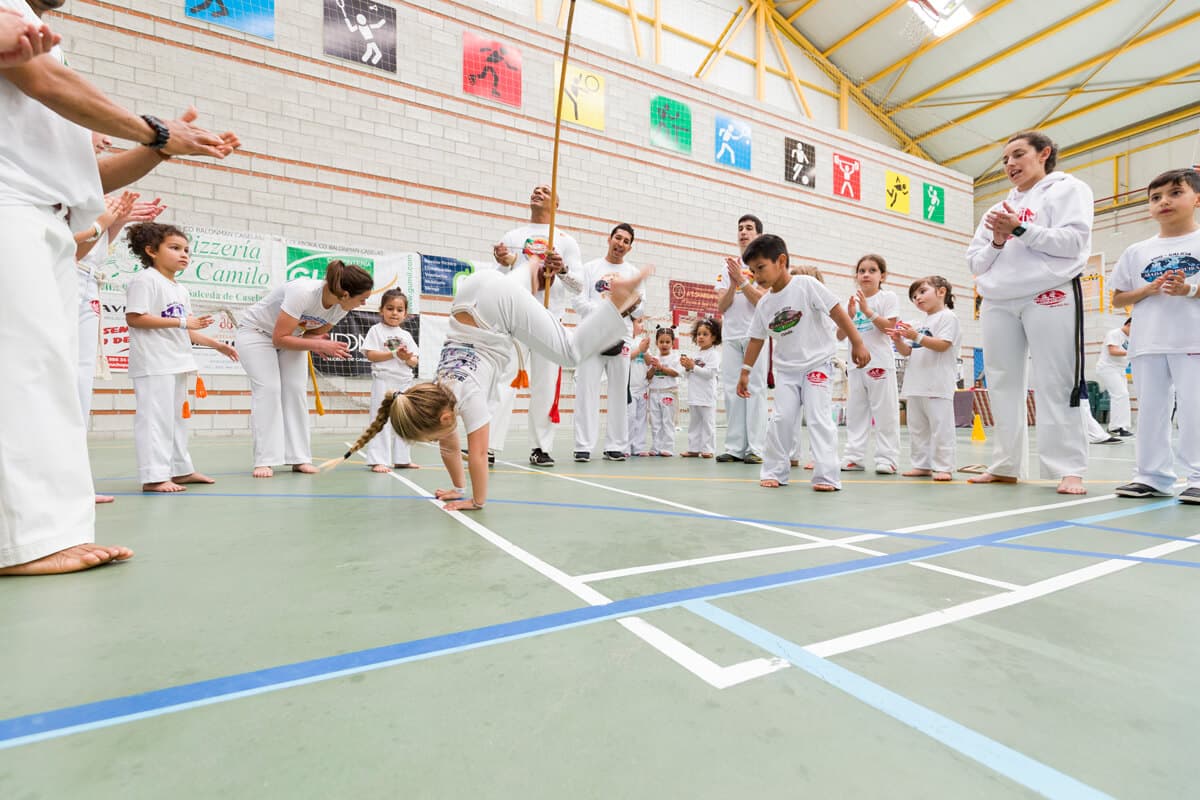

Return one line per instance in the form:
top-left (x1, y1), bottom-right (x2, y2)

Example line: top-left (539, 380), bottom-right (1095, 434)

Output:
top-left (958, 464), bottom-right (988, 474)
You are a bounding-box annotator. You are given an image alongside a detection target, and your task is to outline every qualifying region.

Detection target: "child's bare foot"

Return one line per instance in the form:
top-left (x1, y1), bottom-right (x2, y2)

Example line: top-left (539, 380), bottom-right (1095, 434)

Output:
top-left (608, 265), bottom-right (655, 314)
top-left (143, 481), bottom-right (186, 493)
top-left (0, 543), bottom-right (134, 576)
top-left (253, 466), bottom-right (273, 479)
top-left (1057, 476), bottom-right (1086, 495)
top-left (804, 462), bottom-right (814, 470)
top-left (701, 452), bottom-right (714, 458)
top-left (813, 483), bottom-right (839, 492)
top-left (760, 479), bottom-right (782, 488)
top-left (967, 472), bottom-right (1017, 484)
top-left (370, 464), bottom-right (391, 473)
top-left (291, 463), bottom-right (318, 474)
top-left (95, 494), bottom-right (115, 504)
top-left (173, 472), bottom-right (215, 485)
top-left (933, 472), bottom-right (953, 482)
top-left (393, 463), bottom-right (420, 469)
top-left (789, 459), bottom-right (799, 467)
top-left (902, 468), bottom-right (932, 477)
top-left (680, 451), bottom-right (700, 458)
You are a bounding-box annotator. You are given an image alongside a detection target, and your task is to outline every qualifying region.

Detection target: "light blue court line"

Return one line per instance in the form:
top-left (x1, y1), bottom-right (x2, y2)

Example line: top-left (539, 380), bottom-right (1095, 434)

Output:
top-left (988, 542), bottom-right (1200, 569)
top-left (0, 519), bottom-right (1068, 750)
top-left (1073, 522), bottom-right (1200, 544)
top-left (686, 600), bottom-right (1113, 800)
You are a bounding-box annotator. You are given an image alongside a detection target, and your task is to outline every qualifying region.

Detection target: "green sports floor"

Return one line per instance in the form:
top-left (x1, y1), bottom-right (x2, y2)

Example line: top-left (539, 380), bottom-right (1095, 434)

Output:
top-left (2, 428), bottom-right (1198, 799)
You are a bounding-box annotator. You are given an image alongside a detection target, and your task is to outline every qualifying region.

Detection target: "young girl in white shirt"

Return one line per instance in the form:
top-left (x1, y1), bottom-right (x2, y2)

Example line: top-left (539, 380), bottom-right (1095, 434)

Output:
top-left (627, 321), bottom-right (652, 456)
top-left (889, 276), bottom-right (962, 482)
top-left (124, 223), bottom-right (238, 492)
top-left (236, 260), bottom-right (373, 478)
top-left (645, 327), bottom-right (682, 457)
top-left (680, 318), bottom-right (721, 458)
top-left (361, 289), bottom-right (419, 472)
top-left (332, 265), bottom-right (648, 511)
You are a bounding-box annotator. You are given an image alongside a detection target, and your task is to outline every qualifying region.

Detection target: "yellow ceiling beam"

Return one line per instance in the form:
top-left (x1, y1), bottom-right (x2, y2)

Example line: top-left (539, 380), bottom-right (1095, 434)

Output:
top-left (696, 4), bottom-right (751, 79)
top-left (653, 0), bottom-right (662, 63)
top-left (821, 0), bottom-right (907, 58)
top-left (755, 0), bottom-right (767, 100)
top-left (913, 7), bottom-right (1200, 145)
top-left (892, 0), bottom-right (1122, 112)
top-left (766, 3), bottom-right (932, 159)
top-left (950, 64), bottom-right (1200, 170)
top-left (624, 0), bottom-right (643, 59)
top-left (785, 0), bottom-right (822, 24)
top-left (865, 0), bottom-right (1014, 86)
top-left (762, 0), bottom-right (812, 117)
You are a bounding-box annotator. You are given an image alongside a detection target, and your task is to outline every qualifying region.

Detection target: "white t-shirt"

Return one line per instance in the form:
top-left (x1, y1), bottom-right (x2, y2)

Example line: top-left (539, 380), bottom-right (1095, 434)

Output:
top-left (0, 0), bottom-right (104, 232)
top-left (748, 276), bottom-right (839, 380)
top-left (849, 289), bottom-right (898, 370)
top-left (629, 342), bottom-right (651, 392)
top-left (238, 279), bottom-right (349, 337)
top-left (126, 268), bottom-right (197, 378)
top-left (1108, 230), bottom-right (1200, 358)
top-left (648, 351), bottom-right (682, 391)
top-left (498, 224), bottom-right (583, 317)
top-left (713, 261), bottom-right (756, 340)
top-left (436, 319), bottom-right (513, 435)
top-left (900, 308), bottom-right (961, 400)
top-left (686, 346), bottom-right (721, 407)
top-left (1096, 327), bottom-right (1129, 371)
top-left (575, 257), bottom-right (641, 343)
top-left (363, 322), bottom-right (417, 385)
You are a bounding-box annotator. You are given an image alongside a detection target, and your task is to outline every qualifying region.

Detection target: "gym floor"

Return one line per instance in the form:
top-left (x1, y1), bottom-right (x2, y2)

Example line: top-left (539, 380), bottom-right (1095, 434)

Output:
top-left (1, 428), bottom-right (1197, 799)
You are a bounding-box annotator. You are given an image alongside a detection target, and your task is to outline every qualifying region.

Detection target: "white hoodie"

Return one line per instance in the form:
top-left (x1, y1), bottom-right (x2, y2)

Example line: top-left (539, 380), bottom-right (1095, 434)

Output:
top-left (966, 171), bottom-right (1094, 301)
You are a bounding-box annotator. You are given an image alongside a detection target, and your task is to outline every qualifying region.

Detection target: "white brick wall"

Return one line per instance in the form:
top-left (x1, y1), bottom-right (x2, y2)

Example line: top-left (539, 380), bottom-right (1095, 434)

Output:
top-left (53, 0), bottom-right (977, 437)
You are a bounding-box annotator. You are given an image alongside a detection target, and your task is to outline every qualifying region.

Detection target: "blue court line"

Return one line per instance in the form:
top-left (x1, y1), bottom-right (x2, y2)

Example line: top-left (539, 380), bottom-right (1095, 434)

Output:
top-left (686, 600), bottom-right (1113, 800)
top-left (0, 519), bottom-right (1067, 750)
top-left (116, 492), bottom-right (1197, 568)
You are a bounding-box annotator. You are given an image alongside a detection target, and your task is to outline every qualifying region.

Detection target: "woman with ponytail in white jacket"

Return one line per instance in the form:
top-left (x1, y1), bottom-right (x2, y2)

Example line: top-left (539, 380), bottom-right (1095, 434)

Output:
top-left (966, 130), bottom-right (1094, 495)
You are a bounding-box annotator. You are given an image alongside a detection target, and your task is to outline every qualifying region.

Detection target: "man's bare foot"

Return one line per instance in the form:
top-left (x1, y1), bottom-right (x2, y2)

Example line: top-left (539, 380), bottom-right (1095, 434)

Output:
top-left (608, 265), bottom-right (655, 314)
top-left (143, 481), bottom-right (186, 493)
top-left (967, 472), bottom-right (1017, 484)
top-left (1057, 476), bottom-right (1086, 495)
top-left (95, 494), bottom-right (115, 504)
top-left (253, 466), bottom-right (273, 479)
top-left (291, 463), bottom-right (318, 474)
top-left (0, 543), bottom-right (134, 576)
top-left (173, 472), bottom-right (215, 485)
top-left (903, 468), bottom-right (932, 477)
top-left (760, 479), bottom-right (782, 488)
top-left (813, 483), bottom-right (839, 492)
top-left (933, 472), bottom-right (953, 482)
top-left (370, 464), bottom-right (391, 473)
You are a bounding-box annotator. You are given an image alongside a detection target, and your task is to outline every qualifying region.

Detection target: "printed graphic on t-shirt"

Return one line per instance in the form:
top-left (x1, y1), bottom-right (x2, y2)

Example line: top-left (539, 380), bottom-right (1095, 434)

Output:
top-left (1141, 253), bottom-right (1200, 282)
top-left (867, 367), bottom-right (887, 380)
top-left (695, 358), bottom-right (707, 368)
top-left (910, 326), bottom-right (933, 348)
top-left (161, 303), bottom-right (185, 319)
top-left (385, 337), bottom-right (407, 352)
top-left (437, 343), bottom-right (480, 382)
top-left (299, 314), bottom-right (327, 329)
top-left (523, 237), bottom-right (550, 260)
top-left (806, 369), bottom-right (828, 386)
top-left (1035, 289), bottom-right (1067, 308)
top-left (853, 310), bottom-right (873, 333)
top-left (770, 308), bottom-right (803, 333)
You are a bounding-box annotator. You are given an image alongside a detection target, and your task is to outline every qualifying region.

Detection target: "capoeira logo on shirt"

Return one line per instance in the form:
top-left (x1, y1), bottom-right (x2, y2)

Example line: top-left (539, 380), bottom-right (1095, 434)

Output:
top-left (522, 237), bottom-right (550, 261)
top-left (1141, 254), bottom-right (1200, 282)
top-left (806, 370), bottom-right (828, 386)
top-left (161, 302), bottom-right (185, 319)
top-left (384, 337), bottom-right (406, 351)
top-left (1034, 290), bottom-right (1068, 308)
top-left (436, 343), bottom-right (480, 383)
top-left (769, 308), bottom-right (803, 334)
top-left (853, 310), bottom-right (873, 332)
top-left (867, 367), bottom-right (888, 380)
top-left (910, 326), bottom-right (932, 348)
top-left (299, 314), bottom-right (328, 329)
top-left (593, 273), bottom-right (620, 296)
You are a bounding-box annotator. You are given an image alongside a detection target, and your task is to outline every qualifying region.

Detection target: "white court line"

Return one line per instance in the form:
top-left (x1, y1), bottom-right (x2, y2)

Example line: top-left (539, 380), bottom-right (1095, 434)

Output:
top-left (373, 453), bottom-right (786, 688)
top-left (501, 459), bottom-right (1048, 590)
top-left (805, 532), bottom-right (1200, 658)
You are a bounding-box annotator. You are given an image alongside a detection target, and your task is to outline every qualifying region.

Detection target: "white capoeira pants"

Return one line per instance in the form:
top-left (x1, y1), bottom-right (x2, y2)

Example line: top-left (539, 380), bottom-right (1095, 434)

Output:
top-left (763, 367), bottom-right (838, 488)
top-left (648, 389), bottom-right (677, 453)
top-left (526, 345), bottom-right (558, 453)
top-left (720, 337), bottom-right (767, 458)
top-left (627, 386), bottom-right (649, 454)
top-left (77, 266), bottom-right (102, 422)
top-left (844, 366), bottom-right (900, 470)
top-left (905, 396), bottom-right (955, 474)
top-left (1079, 401), bottom-right (1110, 444)
top-left (1130, 354), bottom-right (1200, 493)
top-left (235, 327), bottom-right (313, 468)
top-left (452, 269), bottom-right (626, 443)
top-left (687, 405), bottom-right (716, 454)
top-left (364, 375), bottom-right (414, 466)
top-left (1096, 364), bottom-right (1132, 432)
top-left (573, 350), bottom-right (631, 454)
top-left (133, 373), bottom-right (195, 484)
top-left (0, 206), bottom-right (95, 567)
top-left (980, 288), bottom-right (1087, 479)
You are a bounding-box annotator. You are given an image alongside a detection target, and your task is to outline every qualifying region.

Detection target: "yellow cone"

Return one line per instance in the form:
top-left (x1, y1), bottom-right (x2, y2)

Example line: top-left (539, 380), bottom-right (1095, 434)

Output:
top-left (971, 413), bottom-right (986, 442)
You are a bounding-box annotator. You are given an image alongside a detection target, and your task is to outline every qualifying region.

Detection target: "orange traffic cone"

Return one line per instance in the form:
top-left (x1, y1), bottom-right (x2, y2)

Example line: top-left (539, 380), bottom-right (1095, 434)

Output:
top-left (971, 413), bottom-right (986, 442)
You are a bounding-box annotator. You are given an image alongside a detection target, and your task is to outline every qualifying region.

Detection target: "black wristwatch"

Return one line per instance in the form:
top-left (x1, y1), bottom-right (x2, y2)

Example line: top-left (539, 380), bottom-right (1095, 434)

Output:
top-left (140, 114), bottom-right (170, 150)
top-left (1011, 224), bottom-right (1027, 237)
